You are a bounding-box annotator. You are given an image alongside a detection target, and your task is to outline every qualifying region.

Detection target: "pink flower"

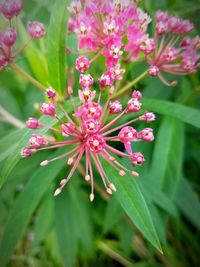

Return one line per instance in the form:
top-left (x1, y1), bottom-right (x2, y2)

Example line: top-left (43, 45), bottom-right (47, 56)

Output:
top-left (27, 21), bottom-right (46, 39)
top-left (146, 11), bottom-right (199, 86)
top-left (130, 152), bottom-right (144, 166)
top-left (40, 102), bottom-right (55, 117)
top-left (109, 64), bottom-right (125, 80)
top-left (22, 61), bottom-right (155, 201)
top-left (139, 128), bottom-right (154, 142)
top-left (29, 134), bottom-right (46, 148)
top-left (0, 0), bottom-right (23, 19)
top-left (46, 87), bottom-right (57, 99)
top-left (132, 90), bottom-right (142, 101)
top-left (26, 117), bottom-right (40, 129)
top-left (76, 56), bottom-right (90, 72)
top-left (98, 71), bottom-right (113, 88)
top-left (79, 74), bottom-right (94, 88)
top-left (140, 112), bottom-right (156, 122)
top-left (127, 98), bottom-right (142, 112)
top-left (109, 100), bottom-right (122, 114)
top-left (21, 147), bottom-right (32, 158)
top-left (2, 28), bottom-right (17, 46)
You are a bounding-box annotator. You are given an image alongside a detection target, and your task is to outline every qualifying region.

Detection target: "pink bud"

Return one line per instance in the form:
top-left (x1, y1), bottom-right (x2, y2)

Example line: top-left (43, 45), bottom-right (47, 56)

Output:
top-left (139, 128), bottom-right (154, 142)
top-left (130, 152), bottom-right (144, 166)
top-left (29, 134), bottom-right (46, 148)
top-left (118, 126), bottom-right (138, 144)
top-left (26, 117), bottom-right (40, 129)
top-left (75, 56), bottom-right (90, 72)
top-left (21, 147), bottom-right (32, 158)
top-left (0, 0), bottom-right (23, 19)
top-left (27, 21), bottom-right (46, 39)
top-left (140, 112), bottom-right (156, 122)
top-left (98, 72), bottom-right (113, 88)
top-left (40, 102), bottom-right (55, 116)
top-left (148, 65), bottom-right (159, 76)
top-left (127, 98), bottom-right (142, 112)
top-left (2, 28), bottom-right (17, 46)
top-left (46, 87), bottom-right (57, 99)
top-left (79, 74), bottom-right (94, 88)
top-left (61, 123), bottom-right (76, 136)
top-left (132, 90), bottom-right (142, 101)
top-left (109, 100), bottom-right (122, 114)
top-left (0, 55), bottom-right (7, 71)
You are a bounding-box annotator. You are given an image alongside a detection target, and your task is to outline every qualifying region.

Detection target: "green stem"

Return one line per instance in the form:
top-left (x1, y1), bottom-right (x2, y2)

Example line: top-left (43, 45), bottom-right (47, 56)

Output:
top-left (112, 70), bottom-right (147, 99)
top-left (11, 63), bottom-right (46, 91)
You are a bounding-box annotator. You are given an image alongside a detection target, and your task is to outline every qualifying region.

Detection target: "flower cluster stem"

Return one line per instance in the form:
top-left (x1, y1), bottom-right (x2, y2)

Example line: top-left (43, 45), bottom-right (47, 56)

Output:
top-left (112, 70), bottom-right (147, 99)
top-left (10, 63), bottom-right (46, 91)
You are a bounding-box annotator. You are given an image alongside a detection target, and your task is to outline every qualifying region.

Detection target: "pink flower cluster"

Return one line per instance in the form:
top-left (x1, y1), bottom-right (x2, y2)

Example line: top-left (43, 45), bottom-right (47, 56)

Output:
top-left (22, 63), bottom-right (155, 201)
top-left (69, 1), bottom-right (199, 87)
top-left (68, 0), bottom-right (152, 73)
top-left (146, 11), bottom-right (200, 86)
top-left (0, 0), bottom-right (46, 71)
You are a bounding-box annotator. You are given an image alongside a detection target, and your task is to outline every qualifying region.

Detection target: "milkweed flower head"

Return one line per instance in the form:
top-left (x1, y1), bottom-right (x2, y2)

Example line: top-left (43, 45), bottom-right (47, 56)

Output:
top-left (146, 11), bottom-right (200, 86)
top-left (22, 59), bottom-right (155, 201)
top-left (0, 0), bottom-right (46, 71)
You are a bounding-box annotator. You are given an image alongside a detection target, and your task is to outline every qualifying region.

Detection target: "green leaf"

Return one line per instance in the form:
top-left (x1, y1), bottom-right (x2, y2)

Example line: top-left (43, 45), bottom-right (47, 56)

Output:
top-left (142, 98), bottom-right (200, 128)
top-left (105, 161), bottom-right (162, 252)
top-left (149, 116), bottom-right (184, 196)
top-left (103, 197), bottom-right (123, 233)
top-left (54, 186), bottom-right (78, 267)
top-left (69, 184), bottom-right (93, 253)
top-left (175, 177), bottom-right (200, 230)
top-left (33, 193), bottom-right (54, 246)
top-left (0, 99), bottom-right (75, 188)
top-left (47, 0), bottom-right (68, 96)
top-left (0, 150), bottom-right (66, 267)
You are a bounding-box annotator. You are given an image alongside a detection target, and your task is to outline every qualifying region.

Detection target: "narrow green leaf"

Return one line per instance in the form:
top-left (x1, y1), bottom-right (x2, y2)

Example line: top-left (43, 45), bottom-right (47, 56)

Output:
top-left (54, 186), bottom-right (78, 267)
top-left (105, 162), bottom-right (162, 252)
top-left (47, 0), bottom-right (68, 96)
top-left (33, 193), bottom-right (54, 246)
top-left (69, 184), bottom-right (93, 253)
top-left (0, 150), bottom-right (66, 267)
top-left (142, 98), bottom-right (200, 128)
top-left (103, 197), bottom-right (123, 233)
top-left (149, 116), bottom-right (184, 196)
top-left (175, 177), bottom-right (200, 230)
top-left (0, 99), bottom-right (75, 188)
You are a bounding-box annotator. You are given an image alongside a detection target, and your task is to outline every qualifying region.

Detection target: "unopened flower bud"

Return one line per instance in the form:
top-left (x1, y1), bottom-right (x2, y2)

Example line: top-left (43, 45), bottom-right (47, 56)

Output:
top-left (40, 102), bottom-right (55, 116)
top-left (2, 28), bottom-right (17, 46)
top-left (106, 188), bottom-right (113, 195)
top-left (60, 179), bottom-right (67, 186)
top-left (109, 100), bottom-right (122, 114)
top-left (27, 21), bottom-right (46, 39)
top-left (148, 65), bottom-right (159, 76)
top-left (40, 160), bottom-right (49, 166)
top-left (1, 0), bottom-right (23, 19)
top-left (90, 193), bottom-right (94, 202)
top-left (67, 157), bottom-right (74, 165)
top-left (139, 128), bottom-right (154, 142)
top-left (85, 175), bottom-right (90, 181)
top-left (119, 170), bottom-right (126, 176)
top-left (46, 87), bottom-right (57, 99)
top-left (127, 98), bottom-right (142, 112)
top-left (21, 147), bottom-right (32, 158)
top-left (54, 188), bottom-right (62, 196)
top-left (26, 117), bottom-right (40, 129)
top-left (140, 112), bottom-right (156, 122)
top-left (130, 152), bottom-right (144, 166)
top-left (132, 90), bottom-right (142, 101)
top-left (109, 183), bottom-right (116, 192)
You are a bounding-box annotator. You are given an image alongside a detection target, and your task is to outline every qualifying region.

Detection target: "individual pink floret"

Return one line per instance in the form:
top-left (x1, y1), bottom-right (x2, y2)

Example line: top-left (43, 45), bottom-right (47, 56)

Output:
top-left (26, 117), bottom-right (40, 129)
top-left (139, 128), bottom-right (154, 142)
top-left (76, 56), bottom-right (90, 72)
top-left (27, 21), bottom-right (46, 39)
top-left (29, 134), bottom-right (46, 148)
top-left (40, 102), bottom-right (55, 117)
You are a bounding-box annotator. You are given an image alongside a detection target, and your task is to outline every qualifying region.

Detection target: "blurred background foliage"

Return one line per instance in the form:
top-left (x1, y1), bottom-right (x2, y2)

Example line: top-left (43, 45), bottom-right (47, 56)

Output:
top-left (0, 0), bottom-right (200, 266)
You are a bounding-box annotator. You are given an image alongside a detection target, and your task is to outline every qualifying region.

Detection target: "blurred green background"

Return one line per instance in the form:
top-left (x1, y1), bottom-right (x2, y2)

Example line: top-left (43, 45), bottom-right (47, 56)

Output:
top-left (0, 0), bottom-right (200, 266)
